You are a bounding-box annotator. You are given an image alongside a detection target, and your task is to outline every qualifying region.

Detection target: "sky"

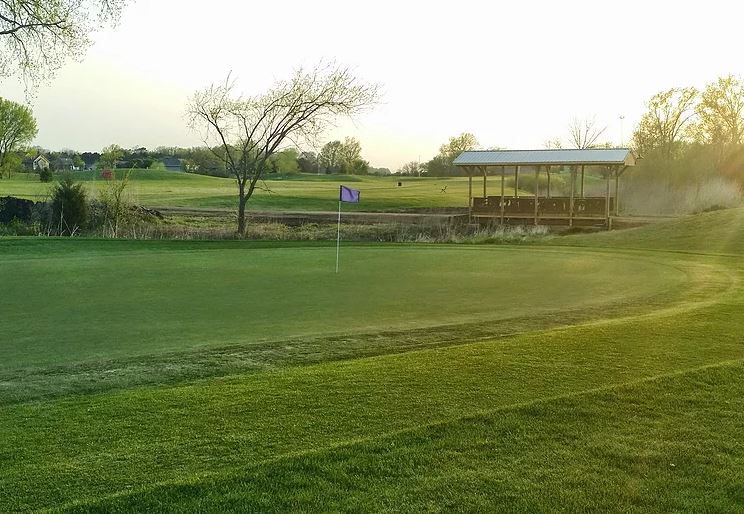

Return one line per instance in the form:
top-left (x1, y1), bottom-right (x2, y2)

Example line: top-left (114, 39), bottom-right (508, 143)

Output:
top-left (1, 0), bottom-right (743, 170)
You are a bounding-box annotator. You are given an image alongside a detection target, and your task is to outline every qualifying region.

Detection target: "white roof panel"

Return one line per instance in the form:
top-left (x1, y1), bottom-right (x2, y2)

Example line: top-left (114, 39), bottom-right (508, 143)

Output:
top-left (454, 149), bottom-right (636, 167)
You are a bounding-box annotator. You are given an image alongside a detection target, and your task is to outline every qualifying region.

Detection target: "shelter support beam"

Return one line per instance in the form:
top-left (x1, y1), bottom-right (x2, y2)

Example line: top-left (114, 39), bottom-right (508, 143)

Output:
top-left (468, 172), bottom-right (473, 222)
top-left (569, 165), bottom-right (575, 228)
top-left (534, 166), bottom-right (540, 225)
top-left (580, 165), bottom-right (585, 198)
top-left (615, 170), bottom-right (620, 215)
top-left (500, 166), bottom-right (505, 225)
top-left (605, 167), bottom-right (612, 229)
top-left (515, 166), bottom-right (520, 197)
top-left (482, 166), bottom-right (487, 199)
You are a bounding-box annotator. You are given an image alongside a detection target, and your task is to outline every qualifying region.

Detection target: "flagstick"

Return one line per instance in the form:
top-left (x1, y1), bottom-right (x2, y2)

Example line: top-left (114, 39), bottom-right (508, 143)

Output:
top-left (335, 199), bottom-right (341, 273)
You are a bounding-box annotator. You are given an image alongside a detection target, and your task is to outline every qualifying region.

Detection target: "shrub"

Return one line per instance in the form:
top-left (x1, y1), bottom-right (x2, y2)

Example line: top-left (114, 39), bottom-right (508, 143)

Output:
top-left (39, 168), bottom-right (53, 182)
top-left (51, 175), bottom-right (88, 235)
top-left (0, 196), bottom-right (35, 223)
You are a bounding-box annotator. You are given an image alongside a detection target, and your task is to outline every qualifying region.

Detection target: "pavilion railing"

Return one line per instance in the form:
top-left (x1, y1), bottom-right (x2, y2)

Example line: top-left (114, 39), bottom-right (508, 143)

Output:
top-left (472, 196), bottom-right (613, 217)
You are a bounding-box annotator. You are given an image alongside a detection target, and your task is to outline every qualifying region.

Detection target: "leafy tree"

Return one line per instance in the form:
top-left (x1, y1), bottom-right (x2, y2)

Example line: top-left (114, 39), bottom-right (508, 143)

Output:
top-left (319, 138), bottom-right (368, 174)
top-left (188, 65), bottom-right (379, 236)
top-left (424, 154), bottom-right (451, 176)
top-left (692, 75), bottom-right (744, 158)
top-left (51, 175), bottom-right (88, 236)
top-left (0, 1), bottom-right (128, 87)
top-left (80, 152), bottom-right (100, 168)
top-left (267, 148), bottom-right (300, 174)
top-left (297, 151), bottom-right (318, 173)
top-left (440, 133), bottom-right (479, 162)
top-left (0, 97), bottom-right (37, 178)
top-left (319, 140), bottom-right (344, 173)
top-left (183, 146), bottom-right (227, 176)
top-left (348, 158), bottom-right (369, 175)
top-left (338, 137), bottom-right (362, 171)
top-left (425, 133), bottom-right (479, 176)
top-left (99, 144), bottom-right (123, 169)
top-left (633, 87), bottom-right (698, 159)
top-left (399, 161), bottom-right (424, 176)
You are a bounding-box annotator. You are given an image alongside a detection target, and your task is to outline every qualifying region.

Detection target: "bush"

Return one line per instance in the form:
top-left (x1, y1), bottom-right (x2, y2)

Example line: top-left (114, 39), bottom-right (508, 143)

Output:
top-left (51, 175), bottom-right (88, 235)
top-left (39, 168), bottom-right (53, 182)
top-left (0, 196), bottom-right (35, 223)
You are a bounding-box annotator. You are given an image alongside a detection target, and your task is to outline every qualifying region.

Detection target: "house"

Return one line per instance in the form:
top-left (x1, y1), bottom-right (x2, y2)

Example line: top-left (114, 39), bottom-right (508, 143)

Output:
top-left (32, 155), bottom-right (50, 171)
top-left (52, 157), bottom-right (80, 171)
top-left (161, 157), bottom-right (183, 172)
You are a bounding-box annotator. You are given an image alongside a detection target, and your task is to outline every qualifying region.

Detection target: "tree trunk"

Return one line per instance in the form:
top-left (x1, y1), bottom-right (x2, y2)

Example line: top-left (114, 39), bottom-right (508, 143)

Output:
top-left (237, 182), bottom-right (247, 237)
top-left (238, 180), bottom-right (248, 239)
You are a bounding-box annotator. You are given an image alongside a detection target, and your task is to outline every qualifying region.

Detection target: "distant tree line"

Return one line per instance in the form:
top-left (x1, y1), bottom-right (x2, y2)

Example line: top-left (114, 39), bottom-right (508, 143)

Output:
top-left (397, 133), bottom-right (481, 177)
top-left (0, 140), bottom-right (391, 180)
top-left (622, 75), bottom-right (744, 214)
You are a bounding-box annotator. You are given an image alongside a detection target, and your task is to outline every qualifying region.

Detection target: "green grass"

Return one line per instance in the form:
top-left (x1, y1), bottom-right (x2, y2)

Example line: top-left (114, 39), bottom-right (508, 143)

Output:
top-left (2, 208), bottom-right (744, 512)
top-left (1, 241), bottom-right (686, 370)
top-left (0, 170), bottom-right (499, 212)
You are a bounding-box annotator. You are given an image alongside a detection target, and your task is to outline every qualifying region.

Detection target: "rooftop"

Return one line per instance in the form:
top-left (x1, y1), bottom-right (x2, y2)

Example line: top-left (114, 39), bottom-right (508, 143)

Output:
top-left (454, 148), bottom-right (636, 167)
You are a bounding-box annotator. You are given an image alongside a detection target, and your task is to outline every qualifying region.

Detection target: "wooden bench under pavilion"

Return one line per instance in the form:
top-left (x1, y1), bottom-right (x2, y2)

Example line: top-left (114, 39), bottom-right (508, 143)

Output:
top-left (454, 148), bottom-right (637, 229)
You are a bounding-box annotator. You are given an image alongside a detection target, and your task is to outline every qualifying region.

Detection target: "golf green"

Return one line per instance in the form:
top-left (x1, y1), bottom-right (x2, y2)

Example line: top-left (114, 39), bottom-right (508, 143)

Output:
top-left (0, 240), bottom-right (686, 369)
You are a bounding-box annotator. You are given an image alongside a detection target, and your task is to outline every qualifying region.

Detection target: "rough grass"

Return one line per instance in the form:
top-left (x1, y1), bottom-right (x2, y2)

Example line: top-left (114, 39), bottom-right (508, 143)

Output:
top-left (558, 205), bottom-right (744, 254)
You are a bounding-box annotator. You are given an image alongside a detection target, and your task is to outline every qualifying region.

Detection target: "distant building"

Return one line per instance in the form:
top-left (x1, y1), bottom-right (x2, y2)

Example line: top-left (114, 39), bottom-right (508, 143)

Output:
top-left (161, 157), bottom-right (183, 172)
top-left (52, 157), bottom-right (81, 171)
top-left (32, 155), bottom-right (50, 171)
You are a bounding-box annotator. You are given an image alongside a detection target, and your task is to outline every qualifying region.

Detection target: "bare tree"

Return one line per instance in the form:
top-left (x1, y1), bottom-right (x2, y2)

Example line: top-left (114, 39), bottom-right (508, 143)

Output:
top-left (568, 117), bottom-right (607, 149)
top-left (188, 65), bottom-right (380, 236)
top-left (0, 0), bottom-right (127, 87)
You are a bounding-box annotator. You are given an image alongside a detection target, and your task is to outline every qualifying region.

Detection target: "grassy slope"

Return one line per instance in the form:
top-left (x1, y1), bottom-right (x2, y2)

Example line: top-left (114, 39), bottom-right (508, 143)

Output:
top-left (2, 210), bottom-right (744, 512)
top-left (0, 170), bottom-right (497, 212)
top-left (560, 205), bottom-right (744, 255)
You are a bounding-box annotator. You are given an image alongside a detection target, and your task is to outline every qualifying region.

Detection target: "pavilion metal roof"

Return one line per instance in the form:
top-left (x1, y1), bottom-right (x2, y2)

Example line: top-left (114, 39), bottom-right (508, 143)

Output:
top-left (454, 148), bottom-right (636, 167)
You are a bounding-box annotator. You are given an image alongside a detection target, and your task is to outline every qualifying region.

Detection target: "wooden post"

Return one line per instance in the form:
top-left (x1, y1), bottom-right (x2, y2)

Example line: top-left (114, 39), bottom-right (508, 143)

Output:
top-left (468, 172), bottom-right (473, 222)
top-left (514, 165), bottom-right (520, 197)
top-left (500, 166), bottom-right (505, 225)
top-left (569, 165), bottom-right (575, 228)
top-left (546, 166), bottom-right (551, 198)
top-left (482, 166), bottom-right (487, 199)
top-left (534, 166), bottom-right (540, 226)
top-left (614, 169), bottom-right (620, 215)
top-left (605, 167), bottom-right (611, 229)
top-left (580, 165), bottom-right (585, 198)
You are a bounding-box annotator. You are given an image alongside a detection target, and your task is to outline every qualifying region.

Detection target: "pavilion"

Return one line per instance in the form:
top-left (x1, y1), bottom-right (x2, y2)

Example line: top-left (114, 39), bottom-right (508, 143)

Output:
top-left (453, 148), bottom-right (637, 228)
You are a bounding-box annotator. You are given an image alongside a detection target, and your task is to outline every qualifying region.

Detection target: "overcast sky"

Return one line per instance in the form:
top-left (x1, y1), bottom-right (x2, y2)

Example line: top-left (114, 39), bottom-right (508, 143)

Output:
top-left (1, 0), bottom-right (742, 169)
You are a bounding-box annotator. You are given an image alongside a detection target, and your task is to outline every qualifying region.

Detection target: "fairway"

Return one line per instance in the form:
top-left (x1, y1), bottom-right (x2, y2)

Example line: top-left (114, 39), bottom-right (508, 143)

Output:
top-left (0, 170), bottom-right (496, 212)
top-left (2, 210), bottom-right (744, 513)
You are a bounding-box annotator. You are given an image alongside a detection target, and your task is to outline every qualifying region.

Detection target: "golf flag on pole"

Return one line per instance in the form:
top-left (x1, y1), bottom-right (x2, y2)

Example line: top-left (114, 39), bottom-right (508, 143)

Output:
top-left (336, 185), bottom-right (359, 273)
top-left (339, 185), bottom-right (360, 203)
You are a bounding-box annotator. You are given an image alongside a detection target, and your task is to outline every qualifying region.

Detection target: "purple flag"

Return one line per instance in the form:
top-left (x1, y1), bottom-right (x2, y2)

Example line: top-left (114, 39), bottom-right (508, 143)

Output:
top-left (339, 185), bottom-right (360, 203)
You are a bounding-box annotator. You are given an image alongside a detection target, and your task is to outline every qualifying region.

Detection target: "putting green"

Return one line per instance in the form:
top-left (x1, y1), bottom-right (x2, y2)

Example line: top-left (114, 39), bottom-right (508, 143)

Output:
top-left (0, 241), bottom-right (688, 369)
